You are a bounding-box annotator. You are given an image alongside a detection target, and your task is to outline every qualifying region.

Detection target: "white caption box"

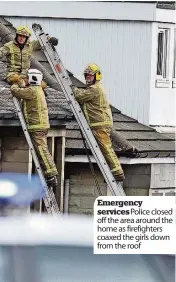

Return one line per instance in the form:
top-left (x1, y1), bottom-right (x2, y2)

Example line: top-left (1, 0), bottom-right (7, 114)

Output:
top-left (94, 196), bottom-right (175, 254)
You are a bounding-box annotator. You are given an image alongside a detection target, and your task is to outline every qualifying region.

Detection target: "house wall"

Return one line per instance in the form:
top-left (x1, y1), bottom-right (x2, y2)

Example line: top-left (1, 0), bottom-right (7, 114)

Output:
top-left (123, 164), bottom-right (151, 196)
top-left (150, 163), bottom-right (175, 188)
top-left (66, 163), bottom-right (151, 215)
top-left (1, 134), bottom-right (30, 173)
top-left (5, 16), bottom-right (152, 125)
top-left (149, 22), bottom-right (176, 127)
top-left (66, 163), bottom-right (107, 216)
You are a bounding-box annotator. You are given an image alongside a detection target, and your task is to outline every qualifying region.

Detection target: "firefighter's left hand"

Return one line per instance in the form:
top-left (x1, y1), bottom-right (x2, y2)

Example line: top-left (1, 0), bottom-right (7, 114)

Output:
top-left (48, 37), bottom-right (58, 46)
top-left (72, 85), bottom-right (77, 92)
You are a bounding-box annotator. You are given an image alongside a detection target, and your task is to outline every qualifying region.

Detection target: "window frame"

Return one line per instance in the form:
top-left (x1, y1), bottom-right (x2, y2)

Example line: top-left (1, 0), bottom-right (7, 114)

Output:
top-left (172, 29), bottom-right (176, 88)
top-left (149, 188), bottom-right (175, 196)
top-left (156, 28), bottom-right (170, 88)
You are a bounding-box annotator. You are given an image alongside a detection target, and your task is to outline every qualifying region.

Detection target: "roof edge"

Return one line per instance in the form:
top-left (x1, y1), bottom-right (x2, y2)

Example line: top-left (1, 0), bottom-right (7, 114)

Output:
top-left (65, 155), bottom-right (175, 163)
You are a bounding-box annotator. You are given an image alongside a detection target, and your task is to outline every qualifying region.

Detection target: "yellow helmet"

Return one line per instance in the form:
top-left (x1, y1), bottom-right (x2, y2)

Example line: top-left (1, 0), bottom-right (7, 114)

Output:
top-left (16, 26), bottom-right (31, 37)
top-left (84, 63), bottom-right (102, 81)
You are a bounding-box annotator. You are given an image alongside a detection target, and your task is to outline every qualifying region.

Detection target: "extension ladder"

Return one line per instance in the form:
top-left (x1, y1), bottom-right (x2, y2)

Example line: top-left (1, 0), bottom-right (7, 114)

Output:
top-left (32, 23), bottom-right (125, 196)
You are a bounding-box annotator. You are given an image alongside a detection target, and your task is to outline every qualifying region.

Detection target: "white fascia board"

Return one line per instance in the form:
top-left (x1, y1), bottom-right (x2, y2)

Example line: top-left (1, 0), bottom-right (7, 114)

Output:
top-left (156, 8), bottom-right (176, 24)
top-left (1, 1), bottom-right (156, 22)
top-left (151, 126), bottom-right (176, 134)
top-left (65, 155), bottom-right (175, 164)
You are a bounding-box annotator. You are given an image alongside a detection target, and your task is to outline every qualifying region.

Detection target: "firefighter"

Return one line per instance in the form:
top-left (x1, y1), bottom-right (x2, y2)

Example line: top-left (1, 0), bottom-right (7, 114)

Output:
top-left (72, 63), bottom-right (125, 182)
top-left (0, 25), bottom-right (58, 84)
top-left (10, 69), bottom-right (58, 188)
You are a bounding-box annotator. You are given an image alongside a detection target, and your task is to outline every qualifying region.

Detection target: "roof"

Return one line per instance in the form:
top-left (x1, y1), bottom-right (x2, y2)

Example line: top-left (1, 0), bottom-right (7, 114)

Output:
top-left (0, 17), bottom-right (175, 159)
top-left (65, 108), bottom-right (175, 158)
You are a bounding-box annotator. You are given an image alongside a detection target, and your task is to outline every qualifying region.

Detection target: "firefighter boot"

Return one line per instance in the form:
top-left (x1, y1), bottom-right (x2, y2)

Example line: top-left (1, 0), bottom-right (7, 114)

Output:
top-left (125, 147), bottom-right (140, 158)
top-left (46, 175), bottom-right (58, 188)
top-left (114, 173), bottom-right (125, 183)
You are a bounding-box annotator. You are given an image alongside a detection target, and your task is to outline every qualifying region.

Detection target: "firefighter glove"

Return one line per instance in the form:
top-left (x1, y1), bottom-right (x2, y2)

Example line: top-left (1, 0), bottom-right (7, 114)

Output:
top-left (48, 37), bottom-right (58, 46)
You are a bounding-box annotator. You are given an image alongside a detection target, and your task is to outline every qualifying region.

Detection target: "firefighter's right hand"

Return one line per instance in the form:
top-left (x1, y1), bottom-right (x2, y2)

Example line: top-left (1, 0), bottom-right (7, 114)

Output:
top-left (72, 85), bottom-right (77, 92)
top-left (9, 73), bottom-right (21, 84)
top-left (41, 80), bottom-right (47, 89)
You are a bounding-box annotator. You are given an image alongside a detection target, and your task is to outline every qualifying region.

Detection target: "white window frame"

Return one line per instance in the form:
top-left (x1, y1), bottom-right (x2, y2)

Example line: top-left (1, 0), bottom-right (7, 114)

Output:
top-left (172, 29), bottom-right (176, 88)
top-left (156, 28), bottom-right (170, 88)
top-left (149, 188), bottom-right (175, 196)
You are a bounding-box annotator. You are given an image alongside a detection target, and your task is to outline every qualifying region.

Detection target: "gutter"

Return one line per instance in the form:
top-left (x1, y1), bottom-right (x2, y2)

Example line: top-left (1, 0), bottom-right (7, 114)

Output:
top-left (0, 119), bottom-right (68, 126)
top-left (65, 155), bottom-right (175, 164)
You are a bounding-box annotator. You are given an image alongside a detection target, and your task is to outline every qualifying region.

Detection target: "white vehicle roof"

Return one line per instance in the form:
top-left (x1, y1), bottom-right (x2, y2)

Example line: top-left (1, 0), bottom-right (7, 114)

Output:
top-left (0, 214), bottom-right (93, 246)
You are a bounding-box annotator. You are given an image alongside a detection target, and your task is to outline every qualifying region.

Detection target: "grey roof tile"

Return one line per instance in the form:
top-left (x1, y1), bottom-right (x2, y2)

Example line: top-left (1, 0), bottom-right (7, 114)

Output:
top-left (112, 130), bottom-right (175, 141)
top-left (112, 113), bottom-right (136, 122)
top-left (113, 121), bottom-right (154, 131)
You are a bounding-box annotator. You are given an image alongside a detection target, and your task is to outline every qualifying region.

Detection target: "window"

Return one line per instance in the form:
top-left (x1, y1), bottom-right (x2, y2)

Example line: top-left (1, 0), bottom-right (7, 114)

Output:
top-left (149, 188), bottom-right (175, 196)
top-left (172, 29), bottom-right (176, 87)
top-left (156, 29), bottom-right (169, 80)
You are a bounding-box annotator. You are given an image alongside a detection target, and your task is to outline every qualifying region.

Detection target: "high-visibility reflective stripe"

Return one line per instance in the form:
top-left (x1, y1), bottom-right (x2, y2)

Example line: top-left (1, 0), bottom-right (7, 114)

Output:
top-left (46, 168), bottom-right (58, 174)
top-left (36, 90), bottom-right (43, 124)
top-left (111, 168), bottom-right (117, 172)
top-left (23, 101), bottom-right (28, 124)
top-left (98, 85), bottom-right (108, 123)
top-left (38, 145), bottom-right (50, 171)
top-left (9, 44), bottom-right (15, 71)
top-left (28, 124), bottom-right (49, 130)
top-left (83, 103), bottom-right (90, 124)
top-left (111, 167), bottom-right (123, 173)
top-left (98, 86), bottom-right (103, 109)
top-left (38, 146), bottom-right (57, 176)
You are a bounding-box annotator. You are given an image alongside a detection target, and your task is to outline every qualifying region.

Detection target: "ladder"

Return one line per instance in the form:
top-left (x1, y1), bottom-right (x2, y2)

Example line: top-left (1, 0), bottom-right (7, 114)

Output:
top-left (32, 23), bottom-right (125, 197)
top-left (12, 97), bottom-right (60, 215)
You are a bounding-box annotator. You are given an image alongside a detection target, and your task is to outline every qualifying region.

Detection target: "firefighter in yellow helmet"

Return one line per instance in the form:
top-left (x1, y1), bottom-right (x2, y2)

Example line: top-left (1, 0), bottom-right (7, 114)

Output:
top-left (0, 25), bottom-right (58, 84)
top-left (72, 63), bottom-right (125, 182)
top-left (10, 69), bottom-right (59, 188)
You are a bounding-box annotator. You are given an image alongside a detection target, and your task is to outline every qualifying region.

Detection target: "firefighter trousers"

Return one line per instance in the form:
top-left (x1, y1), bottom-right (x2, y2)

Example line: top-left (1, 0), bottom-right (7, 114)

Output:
top-left (30, 130), bottom-right (58, 178)
top-left (92, 127), bottom-right (124, 177)
top-left (110, 128), bottom-right (133, 151)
